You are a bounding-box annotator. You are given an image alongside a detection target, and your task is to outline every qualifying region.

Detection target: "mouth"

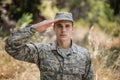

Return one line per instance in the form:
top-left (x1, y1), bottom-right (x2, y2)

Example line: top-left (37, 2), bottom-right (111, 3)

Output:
top-left (60, 34), bottom-right (67, 37)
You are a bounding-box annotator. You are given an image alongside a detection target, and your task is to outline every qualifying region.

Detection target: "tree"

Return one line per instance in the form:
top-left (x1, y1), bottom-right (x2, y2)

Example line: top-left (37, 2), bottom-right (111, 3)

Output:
top-left (0, 0), bottom-right (45, 37)
top-left (108, 0), bottom-right (120, 15)
top-left (55, 0), bottom-right (90, 20)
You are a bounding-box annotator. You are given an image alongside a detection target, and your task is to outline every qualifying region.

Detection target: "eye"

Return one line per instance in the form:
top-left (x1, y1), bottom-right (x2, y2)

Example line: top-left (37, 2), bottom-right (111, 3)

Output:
top-left (66, 24), bottom-right (71, 28)
top-left (56, 24), bottom-right (63, 28)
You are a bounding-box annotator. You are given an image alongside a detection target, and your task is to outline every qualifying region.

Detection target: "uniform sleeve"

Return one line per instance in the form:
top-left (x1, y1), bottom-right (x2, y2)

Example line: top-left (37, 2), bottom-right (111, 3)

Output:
top-left (5, 27), bottom-right (41, 63)
top-left (83, 51), bottom-right (94, 80)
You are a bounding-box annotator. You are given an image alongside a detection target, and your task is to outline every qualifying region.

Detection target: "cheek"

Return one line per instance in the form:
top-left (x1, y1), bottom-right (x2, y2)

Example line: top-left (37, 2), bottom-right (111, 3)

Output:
top-left (54, 29), bottom-right (60, 36)
top-left (68, 29), bottom-right (73, 34)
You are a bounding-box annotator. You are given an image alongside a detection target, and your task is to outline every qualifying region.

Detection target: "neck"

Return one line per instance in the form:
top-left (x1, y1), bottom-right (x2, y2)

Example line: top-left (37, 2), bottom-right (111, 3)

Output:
top-left (57, 39), bottom-right (71, 49)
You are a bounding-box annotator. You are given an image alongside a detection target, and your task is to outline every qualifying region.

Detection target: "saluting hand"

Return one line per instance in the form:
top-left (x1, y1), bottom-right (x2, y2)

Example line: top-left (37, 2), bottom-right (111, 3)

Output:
top-left (31, 19), bottom-right (59, 32)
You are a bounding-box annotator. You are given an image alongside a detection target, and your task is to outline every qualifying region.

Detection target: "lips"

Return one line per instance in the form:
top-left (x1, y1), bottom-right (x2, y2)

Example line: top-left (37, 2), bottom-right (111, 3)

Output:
top-left (60, 34), bottom-right (67, 37)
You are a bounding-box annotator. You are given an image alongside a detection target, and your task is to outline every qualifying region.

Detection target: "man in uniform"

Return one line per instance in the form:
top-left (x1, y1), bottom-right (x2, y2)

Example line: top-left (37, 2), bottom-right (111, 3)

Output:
top-left (5, 12), bottom-right (94, 80)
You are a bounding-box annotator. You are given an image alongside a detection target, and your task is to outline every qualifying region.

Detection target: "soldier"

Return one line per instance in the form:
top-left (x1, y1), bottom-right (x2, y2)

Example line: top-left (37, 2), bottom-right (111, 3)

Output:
top-left (5, 12), bottom-right (94, 80)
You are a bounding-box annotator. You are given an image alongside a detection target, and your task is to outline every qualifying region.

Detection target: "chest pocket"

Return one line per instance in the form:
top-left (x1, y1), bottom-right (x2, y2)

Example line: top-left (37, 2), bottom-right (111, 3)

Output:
top-left (63, 55), bottom-right (86, 75)
top-left (40, 51), bottom-right (60, 72)
top-left (62, 57), bottom-right (85, 80)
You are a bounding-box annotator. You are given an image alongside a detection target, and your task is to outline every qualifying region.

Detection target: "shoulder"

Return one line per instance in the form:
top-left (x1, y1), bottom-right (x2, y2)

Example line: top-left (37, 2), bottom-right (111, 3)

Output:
top-left (26, 41), bottom-right (56, 52)
top-left (73, 43), bottom-right (90, 60)
top-left (73, 43), bottom-right (88, 53)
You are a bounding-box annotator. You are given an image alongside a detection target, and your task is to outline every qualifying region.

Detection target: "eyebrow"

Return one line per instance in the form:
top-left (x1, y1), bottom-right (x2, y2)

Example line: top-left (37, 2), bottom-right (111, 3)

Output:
top-left (55, 23), bottom-right (72, 25)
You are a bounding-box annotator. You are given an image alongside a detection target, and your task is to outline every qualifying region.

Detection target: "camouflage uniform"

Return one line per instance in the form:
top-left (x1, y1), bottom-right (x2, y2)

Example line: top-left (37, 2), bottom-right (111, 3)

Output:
top-left (5, 27), bottom-right (94, 80)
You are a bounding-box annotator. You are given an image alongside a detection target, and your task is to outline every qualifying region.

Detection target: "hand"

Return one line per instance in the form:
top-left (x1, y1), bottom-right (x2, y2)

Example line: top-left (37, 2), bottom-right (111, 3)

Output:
top-left (31, 19), bottom-right (60, 32)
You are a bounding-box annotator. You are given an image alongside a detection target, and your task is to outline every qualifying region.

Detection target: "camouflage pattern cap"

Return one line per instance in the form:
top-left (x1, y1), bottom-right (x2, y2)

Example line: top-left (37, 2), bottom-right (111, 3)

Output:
top-left (55, 12), bottom-right (73, 22)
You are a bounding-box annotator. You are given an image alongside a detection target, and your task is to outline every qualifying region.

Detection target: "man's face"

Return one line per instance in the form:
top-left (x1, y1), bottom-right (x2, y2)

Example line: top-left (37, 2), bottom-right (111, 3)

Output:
top-left (53, 20), bottom-right (73, 41)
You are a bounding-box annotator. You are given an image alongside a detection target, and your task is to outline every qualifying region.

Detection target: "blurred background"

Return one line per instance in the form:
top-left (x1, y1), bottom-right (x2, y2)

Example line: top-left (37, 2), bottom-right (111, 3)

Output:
top-left (0, 0), bottom-right (120, 80)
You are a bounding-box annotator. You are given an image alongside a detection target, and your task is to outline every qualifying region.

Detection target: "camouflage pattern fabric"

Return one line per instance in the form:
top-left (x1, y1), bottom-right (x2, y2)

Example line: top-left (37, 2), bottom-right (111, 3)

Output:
top-left (5, 27), bottom-right (94, 80)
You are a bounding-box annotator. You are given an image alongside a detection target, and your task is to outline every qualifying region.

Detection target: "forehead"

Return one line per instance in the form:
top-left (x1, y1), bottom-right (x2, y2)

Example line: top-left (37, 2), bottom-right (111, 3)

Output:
top-left (54, 20), bottom-right (73, 25)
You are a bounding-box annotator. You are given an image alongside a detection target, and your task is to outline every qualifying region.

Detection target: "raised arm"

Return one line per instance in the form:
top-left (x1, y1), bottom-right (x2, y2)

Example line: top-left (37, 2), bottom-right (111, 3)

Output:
top-left (5, 27), bottom-right (39, 63)
top-left (5, 19), bottom-right (59, 63)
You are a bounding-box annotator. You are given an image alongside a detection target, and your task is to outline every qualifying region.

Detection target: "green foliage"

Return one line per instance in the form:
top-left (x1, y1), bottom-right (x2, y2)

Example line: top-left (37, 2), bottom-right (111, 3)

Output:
top-left (87, 0), bottom-right (120, 37)
top-left (16, 13), bottom-right (33, 29)
top-left (55, 0), bottom-right (90, 20)
top-left (9, 0), bottom-right (41, 20)
top-left (1, 0), bottom-right (120, 37)
top-left (39, 1), bottom-right (59, 18)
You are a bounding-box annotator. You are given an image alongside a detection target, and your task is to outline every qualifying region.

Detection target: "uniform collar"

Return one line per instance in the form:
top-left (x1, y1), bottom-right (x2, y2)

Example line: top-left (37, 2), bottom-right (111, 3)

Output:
top-left (51, 40), bottom-right (78, 54)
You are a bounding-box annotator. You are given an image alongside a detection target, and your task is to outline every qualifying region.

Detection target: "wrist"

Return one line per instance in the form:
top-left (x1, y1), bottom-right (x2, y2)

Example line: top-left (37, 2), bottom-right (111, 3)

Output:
top-left (30, 26), bottom-right (37, 33)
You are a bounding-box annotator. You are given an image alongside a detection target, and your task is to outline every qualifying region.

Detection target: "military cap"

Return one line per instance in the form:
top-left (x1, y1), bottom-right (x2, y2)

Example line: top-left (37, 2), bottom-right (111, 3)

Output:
top-left (55, 12), bottom-right (73, 22)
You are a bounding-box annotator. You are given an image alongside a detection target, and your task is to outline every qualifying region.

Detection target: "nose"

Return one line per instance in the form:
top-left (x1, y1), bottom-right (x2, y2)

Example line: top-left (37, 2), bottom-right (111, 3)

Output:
top-left (62, 26), bottom-right (66, 32)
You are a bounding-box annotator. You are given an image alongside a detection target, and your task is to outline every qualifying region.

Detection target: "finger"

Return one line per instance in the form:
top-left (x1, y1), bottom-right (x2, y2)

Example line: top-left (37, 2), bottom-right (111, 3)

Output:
top-left (46, 19), bottom-right (61, 24)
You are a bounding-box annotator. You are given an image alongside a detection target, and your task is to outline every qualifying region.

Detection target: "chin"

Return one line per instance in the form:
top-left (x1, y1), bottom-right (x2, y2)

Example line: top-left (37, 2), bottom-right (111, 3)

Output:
top-left (59, 37), bottom-right (69, 41)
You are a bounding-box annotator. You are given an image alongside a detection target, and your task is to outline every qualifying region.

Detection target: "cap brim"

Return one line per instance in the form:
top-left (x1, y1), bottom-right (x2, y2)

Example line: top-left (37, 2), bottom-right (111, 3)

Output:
top-left (54, 18), bottom-right (73, 23)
